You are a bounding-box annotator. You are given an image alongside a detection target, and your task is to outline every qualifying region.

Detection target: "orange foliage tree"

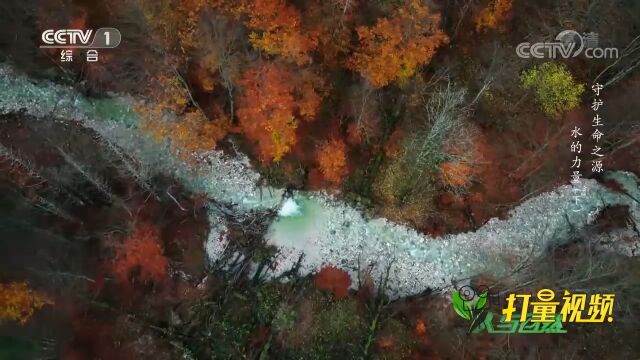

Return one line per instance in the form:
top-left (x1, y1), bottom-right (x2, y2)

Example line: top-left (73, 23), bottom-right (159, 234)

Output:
top-left (0, 282), bottom-right (52, 324)
top-left (415, 319), bottom-right (427, 336)
top-left (112, 223), bottom-right (168, 286)
top-left (439, 161), bottom-right (474, 188)
top-left (302, 0), bottom-right (355, 68)
top-left (439, 134), bottom-right (481, 189)
top-left (137, 72), bottom-right (231, 157)
top-left (171, 111), bottom-right (231, 154)
top-left (316, 138), bottom-right (348, 186)
top-left (167, 0), bottom-right (206, 51)
top-left (348, 0), bottom-right (449, 88)
top-left (314, 266), bottom-right (352, 299)
top-left (141, 109), bottom-right (231, 157)
top-left (237, 62), bottom-right (325, 162)
top-left (137, 0), bottom-right (216, 54)
top-left (474, 0), bottom-right (513, 33)
top-left (245, 0), bottom-right (318, 64)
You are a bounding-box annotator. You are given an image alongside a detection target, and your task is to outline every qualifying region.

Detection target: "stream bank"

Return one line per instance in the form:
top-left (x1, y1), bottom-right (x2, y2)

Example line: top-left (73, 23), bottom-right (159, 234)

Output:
top-left (2, 64), bottom-right (638, 298)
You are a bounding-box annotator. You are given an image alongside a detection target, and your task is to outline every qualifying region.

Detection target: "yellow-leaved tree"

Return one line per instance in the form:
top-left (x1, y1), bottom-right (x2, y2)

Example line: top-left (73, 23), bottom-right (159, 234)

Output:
top-left (0, 282), bottom-right (52, 324)
top-left (520, 62), bottom-right (585, 117)
top-left (474, 0), bottom-right (513, 33)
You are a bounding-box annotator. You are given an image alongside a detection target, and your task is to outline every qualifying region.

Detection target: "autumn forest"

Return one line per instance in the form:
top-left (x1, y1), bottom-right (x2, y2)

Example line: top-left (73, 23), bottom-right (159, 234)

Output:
top-left (1, 0), bottom-right (640, 358)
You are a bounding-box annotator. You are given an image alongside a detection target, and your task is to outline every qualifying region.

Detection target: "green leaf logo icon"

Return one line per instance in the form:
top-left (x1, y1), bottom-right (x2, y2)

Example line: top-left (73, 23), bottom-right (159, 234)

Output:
top-left (452, 289), bottom-right (472, 320)
top-left (476, 291), bottom-right (488, 311)
top-left (452, 288), bottom-right (488, 320)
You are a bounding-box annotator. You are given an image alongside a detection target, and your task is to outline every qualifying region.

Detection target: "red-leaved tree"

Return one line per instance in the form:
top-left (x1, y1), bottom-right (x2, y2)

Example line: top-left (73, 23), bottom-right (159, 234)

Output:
top-left (112, 223), bottom-right (168, 286)
top-left (314, 266), bottom-right (352, 299)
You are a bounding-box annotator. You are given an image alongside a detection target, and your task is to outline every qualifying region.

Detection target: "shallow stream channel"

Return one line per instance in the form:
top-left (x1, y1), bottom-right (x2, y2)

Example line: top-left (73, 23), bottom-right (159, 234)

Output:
top-left (2, 64), bottom-right (639, 298)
